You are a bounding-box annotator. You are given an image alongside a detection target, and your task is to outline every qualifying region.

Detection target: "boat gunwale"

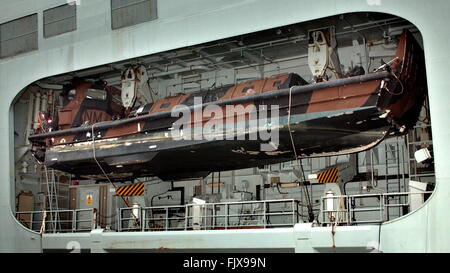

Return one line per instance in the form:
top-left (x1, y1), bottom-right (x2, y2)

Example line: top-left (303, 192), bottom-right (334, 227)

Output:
top-left (28, 71), bottom-right (391, 141)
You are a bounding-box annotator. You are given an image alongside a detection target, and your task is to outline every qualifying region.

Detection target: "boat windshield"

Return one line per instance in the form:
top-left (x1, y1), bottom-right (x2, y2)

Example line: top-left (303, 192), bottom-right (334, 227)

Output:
top-left (85, 88), bottom-right (107, 100)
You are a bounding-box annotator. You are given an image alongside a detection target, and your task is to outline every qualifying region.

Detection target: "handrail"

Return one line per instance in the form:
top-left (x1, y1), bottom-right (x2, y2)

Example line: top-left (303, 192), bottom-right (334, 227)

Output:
top-left (118, 199), bottom-right (301, 232)
top-left (15, 208), bottom-right (97, 233)
top-left (320, 191), bottom-right (433, 225)
top-left (14, 191), bottom-right (431, 233)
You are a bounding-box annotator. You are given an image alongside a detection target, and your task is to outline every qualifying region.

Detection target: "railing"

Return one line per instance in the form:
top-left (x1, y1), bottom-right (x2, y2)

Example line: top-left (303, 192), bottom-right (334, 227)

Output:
top-left (320, 191), bottom-right (433, 225)
top-left (118, 199), bottom-right (302, 232)
top-left (14, 192), bottom-right (433, 233)
top-left (15, 208), bottom-right (97, 233)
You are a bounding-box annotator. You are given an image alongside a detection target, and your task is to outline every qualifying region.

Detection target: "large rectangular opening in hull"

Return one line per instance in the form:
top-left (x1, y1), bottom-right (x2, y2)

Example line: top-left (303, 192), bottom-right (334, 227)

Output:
top-left (12, 12), bottom-right (433, 235)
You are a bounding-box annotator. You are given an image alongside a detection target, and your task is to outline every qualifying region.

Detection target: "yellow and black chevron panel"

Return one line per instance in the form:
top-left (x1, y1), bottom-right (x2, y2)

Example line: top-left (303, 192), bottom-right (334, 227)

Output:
top-left (317, 168), bottom-right (340, 183)
top-left (115, 182), bottom-right (144, 196)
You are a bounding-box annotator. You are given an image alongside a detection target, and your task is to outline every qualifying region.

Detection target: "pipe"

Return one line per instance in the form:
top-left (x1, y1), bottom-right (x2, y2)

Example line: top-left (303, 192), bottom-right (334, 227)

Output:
top-left (41, 91), bottom-right (48, 113)
top-left (34, 81), bottom-right (63, 90)
top-left (29, 71), bottom-right (391, 141)
top-left (32, 93), bottom-right (41, 130)
top-left (149, 65), bottom-right (209, 78)
top-left (218, 172), bottom-right (221, 194)
top-left (231, 171), bottom-right (236, 196)
top-left (25, 92), bottom-right (35, 145)
top-left (211, 172), bottom-right (214, 195)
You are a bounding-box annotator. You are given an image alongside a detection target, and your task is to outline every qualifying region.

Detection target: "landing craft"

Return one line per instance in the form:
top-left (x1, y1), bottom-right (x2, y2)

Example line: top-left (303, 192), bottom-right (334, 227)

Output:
top-left (28, 30), bottom-right (426, 181)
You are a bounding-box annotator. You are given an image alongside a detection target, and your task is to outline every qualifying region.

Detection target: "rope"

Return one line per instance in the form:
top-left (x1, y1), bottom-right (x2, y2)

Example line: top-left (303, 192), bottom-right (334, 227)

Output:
top-left (91, 124), bottom-right (120, 193)
top-left (373, 56), bottom-right (404, 95)
top-left (383, 72), bottom-right (404, 96)
top-left (287, 86), bottom-right (314, 221)
top-left (91, 124), bottom-right (139, 225)
top-left (373, 57), bottom-right (399, 72)
top-left (40, 211), bottom-right (47, 234)
top-left (331, 194), bottom-right (347, 250)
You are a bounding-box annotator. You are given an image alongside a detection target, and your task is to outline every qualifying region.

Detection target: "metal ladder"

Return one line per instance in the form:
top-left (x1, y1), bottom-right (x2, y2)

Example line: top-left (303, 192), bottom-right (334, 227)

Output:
top-left (406, 95), bottom-right (434, 183)
top-left (43, 167), bottom-right (61, 232)
top-left (407, 124), bottom-right (434, 182)
top-left (383, 138), bottom-right (406, 219)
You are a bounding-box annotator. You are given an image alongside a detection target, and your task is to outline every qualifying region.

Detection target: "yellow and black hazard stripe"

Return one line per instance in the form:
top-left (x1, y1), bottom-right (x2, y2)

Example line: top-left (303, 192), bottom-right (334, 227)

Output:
top-left (115, 182), bottom-right (144, 196)
top-left (317, 168), bottom-right (340, 183)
